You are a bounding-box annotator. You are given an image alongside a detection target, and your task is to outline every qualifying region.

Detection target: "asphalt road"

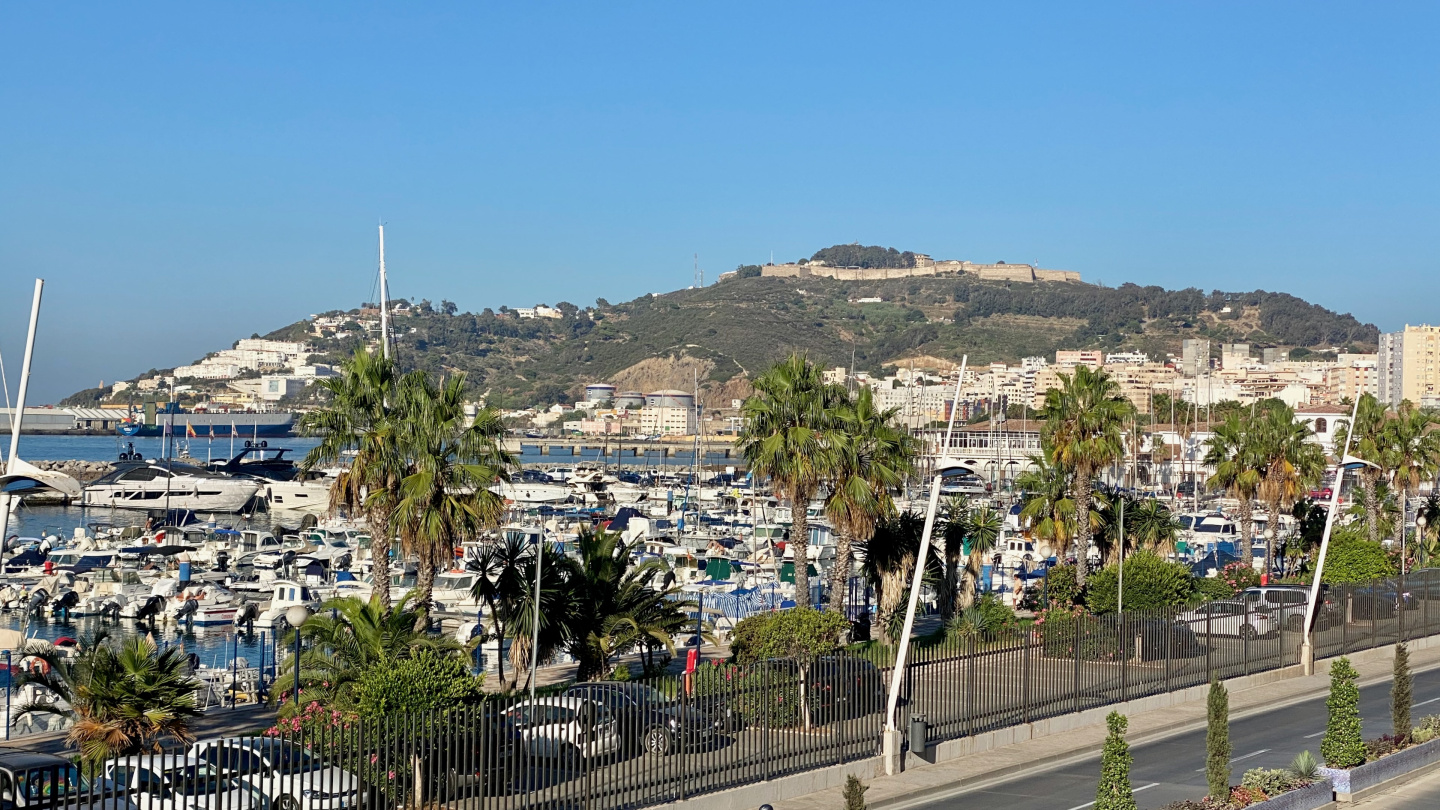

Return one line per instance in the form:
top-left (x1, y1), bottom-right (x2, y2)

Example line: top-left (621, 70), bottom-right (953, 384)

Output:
top-left (891, 665), bottom-right (1440, 810)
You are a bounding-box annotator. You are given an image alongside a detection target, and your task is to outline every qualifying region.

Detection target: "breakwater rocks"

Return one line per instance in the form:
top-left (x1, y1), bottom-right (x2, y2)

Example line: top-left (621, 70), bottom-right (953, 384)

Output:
top-left (33, 460), bottom-right (114, 483)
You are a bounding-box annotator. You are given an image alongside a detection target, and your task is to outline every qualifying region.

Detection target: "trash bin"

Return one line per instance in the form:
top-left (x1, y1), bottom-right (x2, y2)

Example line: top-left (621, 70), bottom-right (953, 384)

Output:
top-left (909, 714), bottom-right (928, 755)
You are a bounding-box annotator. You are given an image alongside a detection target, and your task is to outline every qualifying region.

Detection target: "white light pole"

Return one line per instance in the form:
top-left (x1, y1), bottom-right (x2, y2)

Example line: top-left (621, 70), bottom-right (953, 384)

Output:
top-left (0, 280), bottom-right (44, 554)
top-left (1300, 395), bottom-right (1372, 673)
top-left (883, 356), bottom-right (966, 774)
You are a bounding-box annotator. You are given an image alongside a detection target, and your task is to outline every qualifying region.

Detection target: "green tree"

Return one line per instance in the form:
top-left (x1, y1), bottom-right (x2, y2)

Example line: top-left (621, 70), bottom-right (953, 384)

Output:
top-left (1040, 367), bottom-right (1136, 585)
top-left (738, 354), bottom-right (842, 608)
top-left (1383, 402), bottom-right (1440, 552)
top-left (1322, 657), bottom-right (1365, 768)
top-left (354, 648), bottom-right (486, 716)
top-left (470, 534), bottom-right (533, 687)
top-left (731, 607), bottom-right (848, 728)
top-left (1085, 551), bottom-right (1196, 614)
top-left (859, 511), bottom-right (942, 645)
top-left (393, 371), bottom-right (515, 618)
top-left (825, 386), bottom-right (918, 615)
top-left (844, 775), bottom-right (868, 810)
top-left (1015, 453), bottom-right (1085, 562)
top-left (15, 636), bottom-right (201, 763)
top-left (1129, 498), bottom-right (1182, 557)
top-left (939, 495), bottom-right (971, 622)
top-left (1253, 402), bottom-right (1325, 573)
top-left (300, 349), bottom-right (405, 609)
top-left (1320, 527), bottom-right (1396, 584)
top-left (1096, 711), bottom-right (1137, 810)
top-left (1206, 678), bottom-right (1231, 800)
top-left (1204, 414), bottom-right (1264, 568)
top-left (960, 506), bottom-right (1003, 609)
top-left (276, 592), bottom-right (459, 712)
top-left (1394, 642), bottom-right (1412, 741)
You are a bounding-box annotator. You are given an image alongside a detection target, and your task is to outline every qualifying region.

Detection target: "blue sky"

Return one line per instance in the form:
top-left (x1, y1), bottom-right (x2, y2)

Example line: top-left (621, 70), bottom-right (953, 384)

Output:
top-left (2, 2), bottom-right (1438, 402)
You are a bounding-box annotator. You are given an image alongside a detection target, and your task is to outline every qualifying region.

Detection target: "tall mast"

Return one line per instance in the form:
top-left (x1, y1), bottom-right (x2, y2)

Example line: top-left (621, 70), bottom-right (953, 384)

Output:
top-left (378, 223), bottom-right (390, 360)
top-left (0, 279), bottom-right (45, 553)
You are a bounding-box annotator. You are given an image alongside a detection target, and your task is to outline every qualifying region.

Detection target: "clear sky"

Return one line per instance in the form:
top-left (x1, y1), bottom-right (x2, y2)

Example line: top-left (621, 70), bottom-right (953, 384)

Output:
top-left (2, 2), bottom-right (1438, 403)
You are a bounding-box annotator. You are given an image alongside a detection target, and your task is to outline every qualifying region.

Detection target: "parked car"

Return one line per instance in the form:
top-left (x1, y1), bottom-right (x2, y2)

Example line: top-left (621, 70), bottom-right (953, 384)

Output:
top-left (744, 656), bottom-right (885, 724)
top-left (102, 755), bottom-right (268, 810)
top-left (190, 738), bottom-right (358, 810)
top-left (1351, 583), bottom-right (1416, 620)
top-left (1100, 616), bottom-right (1206, 660)
top-left (1240, 586), bottom-right (1311, 631)
top-left (563, 682), bottom-right (726, 756)
top-left (1177, 600), bottom-right (1276, 640)
top-left (500, 696), bottom-right (624, 760)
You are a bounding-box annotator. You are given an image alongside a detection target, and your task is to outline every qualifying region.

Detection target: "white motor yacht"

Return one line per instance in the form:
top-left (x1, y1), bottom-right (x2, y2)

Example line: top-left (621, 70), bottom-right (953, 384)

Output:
top-left (82, 460), bottom-right (259, 513)
top-left (169, 583), bottom-right (243, 625)
top-left (254, 580), bottom-right (323, 630)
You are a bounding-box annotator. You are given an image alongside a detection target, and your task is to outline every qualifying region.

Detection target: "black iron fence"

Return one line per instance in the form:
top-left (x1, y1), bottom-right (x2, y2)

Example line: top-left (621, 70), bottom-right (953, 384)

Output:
top-left (25, 571), bottom-right (1440, 810)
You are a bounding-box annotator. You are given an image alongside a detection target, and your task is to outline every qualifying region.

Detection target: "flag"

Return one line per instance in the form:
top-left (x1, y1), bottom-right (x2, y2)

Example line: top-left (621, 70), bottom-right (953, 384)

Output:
top-left (232, 421), bottom-right (237, 437)
top-left (209, 424), bottom-right (215, 439)
top-left (186, 423), bottom-right (197, 438)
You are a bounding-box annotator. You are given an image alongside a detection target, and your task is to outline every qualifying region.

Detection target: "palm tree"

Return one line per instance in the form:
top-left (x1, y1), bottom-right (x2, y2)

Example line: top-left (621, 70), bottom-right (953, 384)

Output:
top-left (392, 371), bottom-right (515, 619)
top-left (275, 592), bottom-right (458, 710)
top-left (1204, 414), bottom-right (1264, 567)
top-left (1039, 366), bottom-right (1136, 585)
top-left (1335, 393), bottom-right (1390, 542)
top-left (1015, 453), bottom-right (1079, 559)
top-left (1129, 498), bottom-right (1182, 557)
top-left (859, 511), bottom-right (942, 646)
top-left (558, 527), bottom-right (690, 682)
top-left (1253, 402), bottom-right (1325, 574)
top-left (737, 354), bottom-right (842, 608)
top-left (1416, 493), bottom-right (1440, 567)
top-left (939, 495), bottom-right (971, 622)
top-left (301, 349), bottom-right (406, 609)
top-left (470, 534), bottom-right (533, 687)
top-left (15, 636), bottom-right (201, 763)
top-left (504, 542), bottom-right (575, 689)
top-left (960, 506), bottom-right (1002, 609)
top-left (1383, 401), bottom-right (1440, 550)
top-left (824, 387), bottom-right (918, 615)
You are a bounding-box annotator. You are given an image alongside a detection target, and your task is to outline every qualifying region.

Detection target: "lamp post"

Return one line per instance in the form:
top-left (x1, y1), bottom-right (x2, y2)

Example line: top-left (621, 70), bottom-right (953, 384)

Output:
top-left (1419, 515), bottom-right (1429, 568)
top-left (286, 605), bottom-right (311, 707)
top-left (529, 530), bottom-right (544, 705)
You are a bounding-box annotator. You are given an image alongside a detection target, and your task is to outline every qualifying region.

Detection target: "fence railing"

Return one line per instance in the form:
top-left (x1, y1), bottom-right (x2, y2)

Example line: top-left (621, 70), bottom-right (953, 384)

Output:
top-left (29, 570), bottom-right (1440, 810)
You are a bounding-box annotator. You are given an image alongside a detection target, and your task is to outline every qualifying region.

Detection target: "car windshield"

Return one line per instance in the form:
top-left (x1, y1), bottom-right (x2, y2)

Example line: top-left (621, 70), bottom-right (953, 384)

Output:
top-left (16, 766), bottom-right (86, 801)
top-left (255, 741), bottom-right (325, 774)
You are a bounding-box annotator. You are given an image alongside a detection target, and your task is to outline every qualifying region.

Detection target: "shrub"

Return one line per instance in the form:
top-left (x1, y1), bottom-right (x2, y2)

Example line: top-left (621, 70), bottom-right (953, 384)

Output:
top-left (947, 594), bottom-right (1018, 641)
top-left (1412, 715), bottom-right (1440, 744)
top-left (1087, 552), bottom-right (1197, 614)
top-left (732, 607), bottom-right (847, 666)
top-left (1321, 528), bottom-right (1396, 584)
top-left (354, 649), bottom-right (486, 716)
top-left (1040, 564), bottom-right (1083, 607)
top-left (1322, 657), bottom-right (1365, 768)
top-left (1241, 767), bottom-right (1302, 795)
top-left (843, 774), bottom-right (868, 810)
top-left (1206, 679), bottom-right (1231, 800)
top-left (1229, 785), bottom-right (1266, 806)
top-left (1035, 604), bottom-right (1121, 661)
top-left (1193, 577), bottom-right (1238, 602)
top-left (1096, 712), bottom-right (1136, 810)
top-left (1394, 642), bottom-right (1412, 741)
top-left (1364, 734), bottom-right (1403, 760)
top-left (1289, 750), bottom-right (1320, 781)
top-left (1217, 561), bottom-right (1261, 594)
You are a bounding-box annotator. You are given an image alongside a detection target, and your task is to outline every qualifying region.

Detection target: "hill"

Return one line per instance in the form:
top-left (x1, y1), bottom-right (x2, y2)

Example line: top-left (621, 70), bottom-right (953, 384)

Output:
top-left (255, 274), bottom-right (1378, 408)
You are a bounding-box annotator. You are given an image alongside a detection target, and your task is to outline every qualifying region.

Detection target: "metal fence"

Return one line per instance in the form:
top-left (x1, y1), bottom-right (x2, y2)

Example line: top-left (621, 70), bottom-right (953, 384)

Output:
top-left (25, 570), bottom-right (1440, 810)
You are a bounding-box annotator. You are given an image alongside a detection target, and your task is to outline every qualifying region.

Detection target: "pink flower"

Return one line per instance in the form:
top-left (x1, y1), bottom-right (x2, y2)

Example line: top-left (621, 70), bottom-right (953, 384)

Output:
top-left (370, 755), bottom-right (379, 764)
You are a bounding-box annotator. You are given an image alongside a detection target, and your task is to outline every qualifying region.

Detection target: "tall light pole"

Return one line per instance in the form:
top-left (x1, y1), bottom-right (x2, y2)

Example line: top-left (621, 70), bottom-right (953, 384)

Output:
top-left (285, 605), bottom-right (311, 707)
top-left (883, 356), bottom-right (966, 775)
top-left (529, 530), bottom-right (544, 704)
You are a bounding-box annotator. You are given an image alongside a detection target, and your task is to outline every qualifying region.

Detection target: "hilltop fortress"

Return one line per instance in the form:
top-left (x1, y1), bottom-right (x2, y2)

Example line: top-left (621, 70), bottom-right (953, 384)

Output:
top-left (752, 254), bottom-right (1080, 284)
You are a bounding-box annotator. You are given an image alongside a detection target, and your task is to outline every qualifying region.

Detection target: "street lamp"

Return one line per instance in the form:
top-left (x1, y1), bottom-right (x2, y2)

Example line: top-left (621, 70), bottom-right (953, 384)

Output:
top-left (286, 605), bottom-right (311, 707)
top-left (1300, 398), bottom-right (1366, 674)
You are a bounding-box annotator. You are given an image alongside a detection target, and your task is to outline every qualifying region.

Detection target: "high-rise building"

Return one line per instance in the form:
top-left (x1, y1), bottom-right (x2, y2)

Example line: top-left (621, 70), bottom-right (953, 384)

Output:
top-left (1378, 325), bottom-right (1440, 405)
top-left (1220, 343), bottom-right (1251, 369)
top-left (1181, 339), bottom-right (1211, 377)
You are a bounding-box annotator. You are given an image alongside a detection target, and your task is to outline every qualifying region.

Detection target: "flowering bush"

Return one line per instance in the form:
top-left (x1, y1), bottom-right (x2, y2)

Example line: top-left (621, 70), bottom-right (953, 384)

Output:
top-left (1034, 604), bottom-right (1121, 661)
top-left (1218, 562), bottom-right (1261, 594)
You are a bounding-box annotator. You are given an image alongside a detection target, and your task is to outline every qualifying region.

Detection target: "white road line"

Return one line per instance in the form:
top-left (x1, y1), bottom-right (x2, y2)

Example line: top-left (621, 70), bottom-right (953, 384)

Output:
top-left (1196, 748), bottom-right (1271, 770)
top-left (1304, 731), bottom-right (1325, 738)
top-left (1416, 696), bottom-right (1440, 707)
top-left (1062, 783), bottom-right (1160, 810)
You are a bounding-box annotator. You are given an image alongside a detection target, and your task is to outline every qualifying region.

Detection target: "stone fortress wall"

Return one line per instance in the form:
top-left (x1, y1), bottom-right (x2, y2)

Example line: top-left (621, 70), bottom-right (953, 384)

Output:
top-left (758, 253), bottom-right (1080, 284)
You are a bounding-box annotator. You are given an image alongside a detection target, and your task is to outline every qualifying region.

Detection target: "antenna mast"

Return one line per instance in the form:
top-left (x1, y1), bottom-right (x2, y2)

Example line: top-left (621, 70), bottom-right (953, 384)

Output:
top-left (378, 223), bottom-right (390, 360)
top-left (693, 254), bottom-right (703, 288)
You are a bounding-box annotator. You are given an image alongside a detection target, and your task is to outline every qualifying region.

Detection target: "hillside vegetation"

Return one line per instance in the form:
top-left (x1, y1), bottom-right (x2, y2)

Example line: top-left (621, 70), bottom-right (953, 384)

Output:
top-left (259, 274), bottom-right (1377, 408)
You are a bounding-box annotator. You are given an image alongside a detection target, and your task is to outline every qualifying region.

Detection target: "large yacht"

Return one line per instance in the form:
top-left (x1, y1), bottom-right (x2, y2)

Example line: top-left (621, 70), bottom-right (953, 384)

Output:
top-left (81, 460), bottom-right (260, 513)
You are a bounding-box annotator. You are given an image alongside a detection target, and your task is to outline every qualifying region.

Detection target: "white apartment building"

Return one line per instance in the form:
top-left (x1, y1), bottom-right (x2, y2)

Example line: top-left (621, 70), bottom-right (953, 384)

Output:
top-left (638, 405), bottom-right (697, 436)
top-left (174, 364), bottom-right (243, 380)
top-left (1105, 351), bottom-right (1149, 365)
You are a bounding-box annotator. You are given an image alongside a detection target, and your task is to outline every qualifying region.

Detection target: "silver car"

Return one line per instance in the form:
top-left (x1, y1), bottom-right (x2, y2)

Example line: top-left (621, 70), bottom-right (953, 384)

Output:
top-left (503, 696), bottom-right (623, 760)
top-left (1177, 600), bottom-right (1276, 640)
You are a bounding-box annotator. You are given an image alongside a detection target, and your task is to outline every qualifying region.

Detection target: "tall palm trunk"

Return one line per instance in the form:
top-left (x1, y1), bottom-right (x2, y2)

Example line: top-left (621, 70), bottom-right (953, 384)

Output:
top-left (878, 567), bottom-right (908, 646)
top-left (1236, 497), bottom-right (1254, 567)
top-left (940, 539), bottom-right (962, 623)
top-left (368, 511), bottom-right (393, 611)
top-left (1073, 469), bottom-right (1093, 585)
top-left (789, 487), bottom-right (813, 607)
top-left (1265, 499), bottom-right (1281, 575)
top-left (960, 553), bottom-right (981, 610)
top-left (827, 526), bottom-right (855, 614)
top-left (1363, 471), bottom-right (1381, 543)
top-left (414, 549), bottom-right (438, 630)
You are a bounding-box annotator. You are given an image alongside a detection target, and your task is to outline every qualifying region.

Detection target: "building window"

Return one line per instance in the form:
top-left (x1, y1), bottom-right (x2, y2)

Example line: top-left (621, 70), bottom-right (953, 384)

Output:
top-left (1313, 418), bottom-right (1327, 433)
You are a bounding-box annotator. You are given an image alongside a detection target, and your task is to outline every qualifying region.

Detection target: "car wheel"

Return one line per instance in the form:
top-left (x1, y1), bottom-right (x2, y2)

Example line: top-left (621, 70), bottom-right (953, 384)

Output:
top-left (276, 795), bottom-right (300, 810)
top-left (1240, 624), bottom-right (1257, 642)
top-left (643, 726), bottom-right (673, 756)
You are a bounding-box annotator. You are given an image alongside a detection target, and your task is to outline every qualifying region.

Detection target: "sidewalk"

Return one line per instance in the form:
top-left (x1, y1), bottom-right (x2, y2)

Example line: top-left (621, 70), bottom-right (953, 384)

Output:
top-left (773, 639), bottom-right (1440, 810)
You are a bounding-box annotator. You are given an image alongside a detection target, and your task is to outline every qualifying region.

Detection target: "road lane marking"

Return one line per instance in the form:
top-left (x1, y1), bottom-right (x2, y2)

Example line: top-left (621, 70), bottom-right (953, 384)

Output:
top-left (1304, 731), bottom-right (1325, 738)
top-left (1416, 696), bottom-right (1440, 707)
top-left (1196, 749), bottom-right (1271, 770)
top-left (1062, 783), bottom-right (1160, 810)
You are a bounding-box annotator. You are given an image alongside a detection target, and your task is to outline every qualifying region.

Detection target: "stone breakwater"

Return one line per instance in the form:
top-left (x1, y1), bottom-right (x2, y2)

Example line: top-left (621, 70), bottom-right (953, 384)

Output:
top-left (32, 460), bottom-right (114, 483)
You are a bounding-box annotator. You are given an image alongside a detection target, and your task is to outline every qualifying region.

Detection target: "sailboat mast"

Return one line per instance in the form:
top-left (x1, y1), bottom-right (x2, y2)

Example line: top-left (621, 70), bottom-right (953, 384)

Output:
top-left (378, 224), bottom-right (391, 360)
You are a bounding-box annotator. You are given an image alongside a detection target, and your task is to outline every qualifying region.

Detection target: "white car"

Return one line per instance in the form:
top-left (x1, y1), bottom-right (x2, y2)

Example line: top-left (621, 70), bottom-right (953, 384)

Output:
top-left (1177, 600), bottom-right (1276, 640)
top-left (190, 738), bottom-right (358, 810)
top-left (103, 755), bottom-right (268, 810)
top-left (503, 696), bottom-right (624, 760)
